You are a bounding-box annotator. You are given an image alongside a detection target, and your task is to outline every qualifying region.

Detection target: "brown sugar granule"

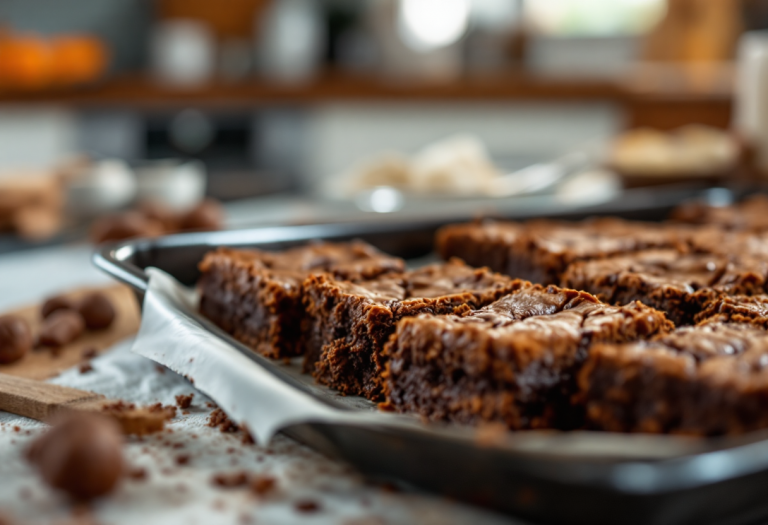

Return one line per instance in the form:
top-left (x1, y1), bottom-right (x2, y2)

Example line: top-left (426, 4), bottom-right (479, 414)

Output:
top-left (175, 393), bottom-right (194, 409)
top-left (250, 475), bottom-right (276, 496)
top-left (26, 412), bottom-right (124, 501)
top-left (294, 500), bottom-right (321, 513)
top-left (175, 454), bottom-right (190, 466)
top-left (78, 362), bottom-right (94, 374)
top-left (81, 347), bottom-right (98, 359)
top-left (211, 471), bottom-right (249, 488)
top-left (207, 408), bottom-right (238, 433)
top-left (127, 467), bottom-right (147, 481)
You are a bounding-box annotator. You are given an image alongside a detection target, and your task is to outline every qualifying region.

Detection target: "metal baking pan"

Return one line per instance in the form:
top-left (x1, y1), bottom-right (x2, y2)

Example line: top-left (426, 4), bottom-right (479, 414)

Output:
top-left (95, 186), bottom-right (768, 525)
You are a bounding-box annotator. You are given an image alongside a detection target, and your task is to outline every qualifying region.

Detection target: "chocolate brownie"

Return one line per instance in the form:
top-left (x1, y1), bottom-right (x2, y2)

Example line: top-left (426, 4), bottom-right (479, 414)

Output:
top-left (671, 194), bottom-right (768, 232)
top-left (694, 294), bottom-right (768, 327)
top-left (302, 259), bottom-right (520, 400)
top-left (198, 241), bottom-right (404, 359)
top-left (579, 323), bottom-right (768, 435)
top-left (383, 286), bottom-right (673, 430)
top-left (560, 249), bottom-right (768, 325)
top-left (436, 218), bottom-right (703, 284)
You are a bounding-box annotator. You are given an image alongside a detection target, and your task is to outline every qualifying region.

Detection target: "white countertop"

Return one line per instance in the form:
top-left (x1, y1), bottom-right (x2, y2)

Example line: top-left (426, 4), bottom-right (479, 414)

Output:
top-left (0, 243), bottom-right (520, 525)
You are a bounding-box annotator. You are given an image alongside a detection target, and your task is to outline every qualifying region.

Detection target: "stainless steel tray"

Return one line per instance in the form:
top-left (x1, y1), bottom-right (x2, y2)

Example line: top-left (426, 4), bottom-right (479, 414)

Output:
top-left (94, 186), bottom-right (768, 525)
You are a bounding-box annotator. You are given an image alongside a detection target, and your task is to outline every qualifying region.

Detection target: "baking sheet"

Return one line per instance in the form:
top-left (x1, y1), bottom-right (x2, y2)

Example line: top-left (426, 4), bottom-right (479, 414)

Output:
top-left (132, 267), bottom-right (722, 460)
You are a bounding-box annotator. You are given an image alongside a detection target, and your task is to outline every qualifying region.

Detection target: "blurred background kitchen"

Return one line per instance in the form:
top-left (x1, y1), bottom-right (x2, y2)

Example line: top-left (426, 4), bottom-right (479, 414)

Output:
top-left (1, 0), bottom-right (767, 253)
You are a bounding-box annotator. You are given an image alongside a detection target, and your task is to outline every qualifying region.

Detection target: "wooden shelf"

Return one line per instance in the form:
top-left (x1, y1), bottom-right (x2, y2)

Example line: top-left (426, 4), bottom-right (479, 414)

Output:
top-left (0, 66), bottom-right (733, 109)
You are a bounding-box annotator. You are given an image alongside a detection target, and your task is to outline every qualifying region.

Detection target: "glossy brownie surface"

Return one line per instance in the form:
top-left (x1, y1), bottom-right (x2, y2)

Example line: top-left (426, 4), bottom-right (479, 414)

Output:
top-left (384, 285), bottom-right (673, 430)
top-left (579, 323), bottom-right (768, 435)
top-left (302, 259), bottom-right (520, 400)
top-left (436, 218), bottom-right (706, 284)
top-left (198, 242), bottom-right (405, 359)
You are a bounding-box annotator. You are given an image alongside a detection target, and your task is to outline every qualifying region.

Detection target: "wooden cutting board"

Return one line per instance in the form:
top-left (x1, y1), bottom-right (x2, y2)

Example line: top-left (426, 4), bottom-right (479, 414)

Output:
top-left (0, 284), bottom-right (141, 380)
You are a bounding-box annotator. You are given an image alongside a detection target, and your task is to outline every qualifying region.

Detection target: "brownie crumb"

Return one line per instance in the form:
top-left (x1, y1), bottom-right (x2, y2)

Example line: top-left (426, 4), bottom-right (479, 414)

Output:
top-left (207, 408), bottom-right (238, 433)
top-left (250, 475), bottom-right (276, 496)
top-left (175, 454), bottom-right (190, 466)
top-left (155, 365), bottom-right (166, 374)
top-left (294, 500), bottom-right (321, 513)
top-left (78, 362), bottom-right (93, 374)
top-left (81, 347), bottom-right (98, 360)
top-left (377, 401), bottom-right (395, 412)
top-left (171, 442), bottom-right (185, 449)
top-left (206, 401), bottom-right (217, 409)
top-left (175, 393), bottom-right (194, 409)
top-left (127, 467), bottom-right (147, 481)
top-left (148, 403), bottom-right (177, 419)
top-left (101, 400), bottom-right (136, 412)
top-left (211, 471), bottom-right (249, 488)
top-left (240, 424), bottom-right (255, 445)
top-left (12, 426), bottom-right (20, 433)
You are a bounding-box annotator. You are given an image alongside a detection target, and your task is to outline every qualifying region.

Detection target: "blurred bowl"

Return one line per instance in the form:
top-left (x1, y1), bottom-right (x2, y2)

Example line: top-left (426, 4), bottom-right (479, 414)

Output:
top-left (66, 159), bottom-right (136, 217)
top-left (134, 159), bottom-right (207, 211)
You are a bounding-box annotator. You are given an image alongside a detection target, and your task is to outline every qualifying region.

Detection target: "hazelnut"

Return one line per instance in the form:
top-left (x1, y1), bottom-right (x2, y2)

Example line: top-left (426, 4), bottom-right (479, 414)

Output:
top-left (178, 199), bottom-right (224, 232)
top-left (0, 315), bottom-right (32, 364)
top-left (41, 295), bottom-right (76, 319)
top-left (78, 293), bottom-right (116, 330)
top-left (39, 310), bottom-right (85, 347)
top-left (27, 412), bottom-right (124, 500)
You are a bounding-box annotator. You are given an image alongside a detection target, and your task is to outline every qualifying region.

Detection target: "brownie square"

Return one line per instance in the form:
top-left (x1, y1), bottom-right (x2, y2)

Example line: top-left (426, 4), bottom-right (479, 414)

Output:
top-left (302, 259), bottom-right (520, 400)
top-left (436, 218), bottom-right (700, 284)
top-left (560, 249), bottom-right (768, 325)
top-left (383, 286), bottom-right (673, 430)
top-left (579, 323), bottom-right (768, 435)
top-left (198, 241), bottom-right (405, 359)
top-left (671, 194), bottom-right (768, 232)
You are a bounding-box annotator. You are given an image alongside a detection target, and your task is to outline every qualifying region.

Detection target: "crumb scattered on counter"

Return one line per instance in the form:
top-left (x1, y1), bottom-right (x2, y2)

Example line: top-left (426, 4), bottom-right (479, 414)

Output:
top-left (175, 393), bottom-right (194, 409)
top-left (211, 471), bottom-right (249, 488)
top-left (294, 500), bottom-right (321, 513)
top-left (250, 476), bottom-right (276, 497)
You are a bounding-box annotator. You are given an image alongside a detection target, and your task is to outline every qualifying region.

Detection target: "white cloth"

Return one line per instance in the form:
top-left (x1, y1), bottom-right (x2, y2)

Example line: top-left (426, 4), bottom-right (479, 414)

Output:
top-left (0, 245), bottom-right (518, 525)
